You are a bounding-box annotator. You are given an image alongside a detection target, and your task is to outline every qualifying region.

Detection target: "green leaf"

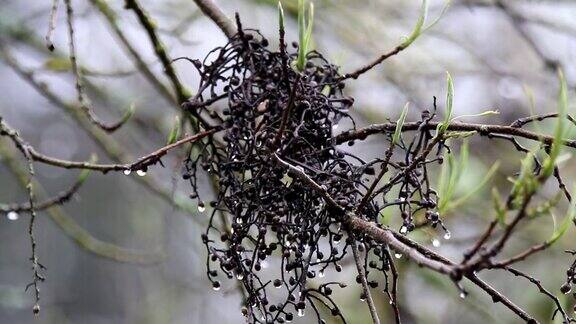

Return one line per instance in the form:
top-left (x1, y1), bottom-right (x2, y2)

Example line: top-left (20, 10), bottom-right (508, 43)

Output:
top-left (304, 2), bottom-right (314, 50)
top-left (437, 140), bottom-right (469, 214)
top-left (541, 69), bottom-right (568, 179)
top-left (492, 188), bottom-right (507, 225)
top-left (78, 154), bottom-right (98, 182)
top-left (443, 130), bottom-right (476, 139)
top-left (449, 161), bottom-right (500, 210)
top-left (43, 57), bottom-right (72, 72)
top-left (296, 0), bottom-right (308, 71)
top-left (166, 116), bottom-right (181, 145)
top-left (450, 110), bottom-right (499, 122)
top-left (510, 148), bottom-right (539, 208)
top-left (422, 0), bottom-right (451, 33)
top-left (392, 102), bottom-right (409, 144)
top-left (400, 0), bottom-right (427, 49)
top-left (437, 71), bottom-right (454, 135)
top-left (120, 102), bottom-right (136, 125)
top-left (400, 0), bottom-right (451, 49)
top-left (278, 1), bottom-right (285, 30)
top-left (548, 184), bottom-right (576, 245)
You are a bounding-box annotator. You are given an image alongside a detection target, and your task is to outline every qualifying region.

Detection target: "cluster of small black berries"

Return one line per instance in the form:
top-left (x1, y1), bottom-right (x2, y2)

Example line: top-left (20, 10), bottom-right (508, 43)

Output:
top-left (180, 20), bottom-right (448, 323)
top-left (562, 250), bottom-right (576, 312)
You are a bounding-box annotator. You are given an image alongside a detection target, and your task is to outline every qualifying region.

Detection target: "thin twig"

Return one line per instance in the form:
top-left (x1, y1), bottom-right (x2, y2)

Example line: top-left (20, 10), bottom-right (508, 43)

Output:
top-left (192, 0), bottom-right (236, 39)
top-left (45, 0), bottom-right (60, 51)
top-left (64, 0), bottom-right (131, 132)
top-left (351, 238), bottom-right (381, 324)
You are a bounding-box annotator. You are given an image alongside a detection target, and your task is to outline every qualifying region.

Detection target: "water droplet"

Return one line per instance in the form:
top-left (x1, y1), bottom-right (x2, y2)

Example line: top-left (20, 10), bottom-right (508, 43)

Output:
top-left (236, 273), bottom-right (244, 280)
top-left (318, 270), bottom-right (325, 278)
top-left (297, 309), bottom-right (305, 317)
top-left (136, 169), bottom-right (147, 176)
top-left (459, 292), bottom-right (466, 299)
top-left (432, 239), bottom-right (441, 247)
top-left (6, 211), bottom-right (19, 221)
top-left (212, 282), bottom-right (221, 291)
top-left (388, 299), bottom-right (394, 305)
top-left (360, 295), bottom-right (366, 302)
top-left (443, 231), bottom-right (451, 240)
top-left (236, 217), bottom-right (243, 224)
top-left (394, 253), bottom-right (402, 259)
top-left (198, 203), bottom-right (206, 213)
top-left (123, 169), bottom-right (131, 175)
top-left (400, 226), bottom-right (408, 234)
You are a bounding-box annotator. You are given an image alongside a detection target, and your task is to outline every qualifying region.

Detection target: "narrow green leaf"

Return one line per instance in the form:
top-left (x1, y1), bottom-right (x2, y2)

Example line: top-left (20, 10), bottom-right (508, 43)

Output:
top-left (78, 154), bottom-right (98, 182)
top-left (400, 0), bottom-right (428, 49)
top-left (451, 110), bottom-right (499, 122)
top-left (304, 3), bottom-right (314, 49)
top-left (542, 69), bottom-right (568, 179)
top-left (422, 0), bottom-right (451, 33)
top-left (548, 184), bottom-right (576, 244)
top-left (296, 0), bottom-right (307, 71)
top-left (548, 207), bottom-right (574, 245)
top-left (120, 102), bottom-right (136, 125)
top-left (392, 102), bottom-right (409, 144)
top-left (450, 161), bottom-right (500, 210)
top-left (443, 130), bottom-right (476, 139)
top-left (437, 71), bottom-right (454, 135)
top-left (510, 149), bottom-right (539, 207)
top-left (166, 116), bottom-right (181, 145)
top-left (492, 188), bottom-right (507, 225)
top-left (278, 1), bottom-right (285, 31)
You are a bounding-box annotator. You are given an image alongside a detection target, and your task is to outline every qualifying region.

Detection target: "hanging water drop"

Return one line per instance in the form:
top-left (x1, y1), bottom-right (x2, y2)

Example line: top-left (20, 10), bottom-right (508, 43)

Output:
top-left (212, 281), bottom-right (221, 291)
top-left (123, 169), bottom-right (131, 175)
top-left (432, 239), bottom-right (441, 247)
top-left (297, 309), bottom-right (305, 317)
top-left (400, 225), bottom-right (408, 234)
top-left (443, 231), bottom-right (451, 240)
top-left (6, 211), bottom-right (19, 221)
top-left (198, 202), bottom-right (206, 213)
top-left (394, 253), bottom-right (402, 259)
top-left (459, 292), bottom-right (466, 299)
top-left (236, 272), bottom-right (244, 280)
top-left (136, 169), bottom-right (147, 176)
top-left (318, 270), bottom-right (325, 278)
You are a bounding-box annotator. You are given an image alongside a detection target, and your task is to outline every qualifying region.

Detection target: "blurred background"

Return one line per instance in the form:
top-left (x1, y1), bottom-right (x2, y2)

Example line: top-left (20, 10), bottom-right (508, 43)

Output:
top-left (1, 0), bottom-right (575, 323)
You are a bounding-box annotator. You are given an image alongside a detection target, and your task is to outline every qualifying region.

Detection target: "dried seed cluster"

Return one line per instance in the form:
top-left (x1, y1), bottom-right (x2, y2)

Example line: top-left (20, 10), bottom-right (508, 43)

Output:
top-left (182, 24), bottom-right (447, 323)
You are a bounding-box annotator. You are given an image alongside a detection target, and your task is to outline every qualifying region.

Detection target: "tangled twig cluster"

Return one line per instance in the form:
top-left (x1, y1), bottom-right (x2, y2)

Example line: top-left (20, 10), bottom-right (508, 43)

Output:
top-left (182, 18), bottom-right (455, 323)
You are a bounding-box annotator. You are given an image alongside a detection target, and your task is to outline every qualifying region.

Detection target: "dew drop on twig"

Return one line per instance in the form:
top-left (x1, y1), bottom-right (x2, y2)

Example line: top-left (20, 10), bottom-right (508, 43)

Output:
top-left (198, 202), bottom-right (206, 213)
top-left (6, 211), bottom-right (19, 221)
